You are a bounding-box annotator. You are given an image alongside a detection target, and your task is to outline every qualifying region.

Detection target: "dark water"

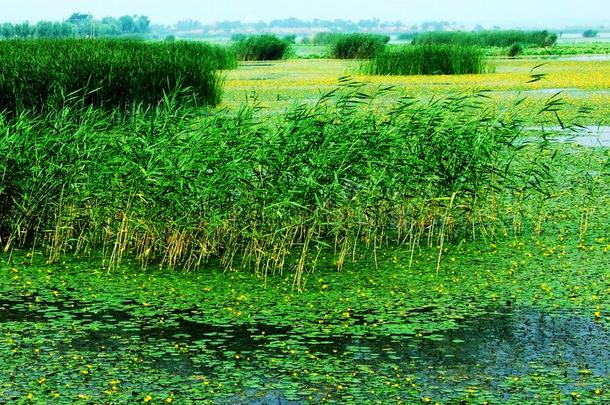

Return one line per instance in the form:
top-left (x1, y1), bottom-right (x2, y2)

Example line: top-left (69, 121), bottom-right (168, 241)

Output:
top-left (1, 297), bottom-right (608, 402)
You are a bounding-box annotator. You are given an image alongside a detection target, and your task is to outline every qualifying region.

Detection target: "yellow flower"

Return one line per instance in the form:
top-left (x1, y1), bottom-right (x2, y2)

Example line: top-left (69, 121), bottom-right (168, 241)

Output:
top-left (144, 394), bottom-right (153, 402)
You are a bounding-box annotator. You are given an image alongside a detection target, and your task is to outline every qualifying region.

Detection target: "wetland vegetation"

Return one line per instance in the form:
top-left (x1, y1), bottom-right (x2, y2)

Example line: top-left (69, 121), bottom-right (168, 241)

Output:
top-left (0, 25), bottom-right (609, 404)
top-left (0, 39), bottom-right (234, 112)
top-left (363, 45), bottom-right (489, 75)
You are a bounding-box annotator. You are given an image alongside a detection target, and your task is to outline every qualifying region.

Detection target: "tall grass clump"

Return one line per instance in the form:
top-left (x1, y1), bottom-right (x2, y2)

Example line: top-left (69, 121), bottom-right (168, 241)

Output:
top-left (0, 38), bottom-right (235, 113)
top-left (507, 42), bottom-right (523, 57)
top-left (364, 45), bottom-right (489, 75)
top-left (311, 32), bottom-right (346, 45)
top-left (413, 30), bottom-right (557, 48)
top-left (330, 33), bottom-right (390, 59)
top-left (0, 80), bottom-right (558, 286)
top-left (232, 34), bottom-right (290, 61)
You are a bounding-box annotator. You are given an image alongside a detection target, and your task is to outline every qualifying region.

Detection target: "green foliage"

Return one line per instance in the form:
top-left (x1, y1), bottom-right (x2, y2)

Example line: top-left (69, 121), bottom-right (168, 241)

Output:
top-left (521, 42), bottom-right (610, 56)
top-left (413, 30), bottom-right (558, 47)
top-left (282, 34), bottom-right (297, 44)
top-left (364, 45), bottom-right (490, 75)
top-left (232, 34), bottom-right (290, 61)
top-left (582, 29), bottom-right (598, 38)
top-left (329, 33), bottom-right (390, 59)
top-left (0, 82), bottom-right (555, 281)
top-left (0, 14), bottom-right (151, 38)
top-left (0, 38), bottom-right (236, 112)
top-left (508, 42), bottom-right (523, 57)
top-left (312, 32), bottom-right (346, 45)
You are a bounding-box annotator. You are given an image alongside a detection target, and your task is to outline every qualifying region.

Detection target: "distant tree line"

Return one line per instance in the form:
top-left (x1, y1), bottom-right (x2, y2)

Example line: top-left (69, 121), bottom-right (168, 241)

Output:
top-left (0, 13), bottom-right (150, 39)
top-left (166, 18), bottom-right (458, 35)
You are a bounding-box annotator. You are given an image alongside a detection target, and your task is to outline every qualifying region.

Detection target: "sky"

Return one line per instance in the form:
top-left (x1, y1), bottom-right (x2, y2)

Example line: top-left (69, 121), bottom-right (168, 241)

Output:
top-left (1, 0), bottom-right (608, 27)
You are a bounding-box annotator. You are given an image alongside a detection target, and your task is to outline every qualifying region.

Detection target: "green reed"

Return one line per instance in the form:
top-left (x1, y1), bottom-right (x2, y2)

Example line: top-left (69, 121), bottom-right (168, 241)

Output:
top-left (232, 34), bottom-right (290, 61)
top-left (0, 80), bottom-right (557, 286)
top-left (412, 30), bottom-right (557, 48)
top-left (329, 33), bottom-right (390, 59)
top-left (0, 38), bottom-right (235, 113)
top-left (364, 45), bottom-right (491, 75)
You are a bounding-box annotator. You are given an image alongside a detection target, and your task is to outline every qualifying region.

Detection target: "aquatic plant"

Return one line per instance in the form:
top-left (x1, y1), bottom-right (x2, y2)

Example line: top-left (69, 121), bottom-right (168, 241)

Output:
top-left (0, 38), bottom-right (235, 112)
top-left (363, 45), bottom-right (490, 75)
top-left (329, 33), bottom-right (390, 59)
top-left (232, 34), bottom-right (290, 61)
top-left (0, 80), bottom-right (556, 285)
top-left (412, 30), bottom-right (557, 48)
top-left (508, 42), bottom-right (523, 58)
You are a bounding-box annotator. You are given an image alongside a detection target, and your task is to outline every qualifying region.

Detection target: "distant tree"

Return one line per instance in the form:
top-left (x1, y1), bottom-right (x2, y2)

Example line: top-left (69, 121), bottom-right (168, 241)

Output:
top-left (136, 15), bottom-right (151, 33)
top-left (96, 22), bottom-right (119, 36)
top-left (0, 23), bottom-right (15, 38)
top-left (35, 21), bottom-right (73, 38)
top-left (66, 12), bottom-right (92, 26)
top-left (14, 22), bottom-right (33, 38)
top-left (583, 29), bottom-right (598, 38)
top-left (100, 16), bottom-right (118, 26)
top-left (118, 15), bottom-right (135, 33)
top-left (35, 21), bottom-right (53, 37)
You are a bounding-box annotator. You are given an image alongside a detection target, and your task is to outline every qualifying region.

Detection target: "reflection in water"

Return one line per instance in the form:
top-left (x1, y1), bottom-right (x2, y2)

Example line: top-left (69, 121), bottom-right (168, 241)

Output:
top-left (1, 296), bottom-right (608, 403)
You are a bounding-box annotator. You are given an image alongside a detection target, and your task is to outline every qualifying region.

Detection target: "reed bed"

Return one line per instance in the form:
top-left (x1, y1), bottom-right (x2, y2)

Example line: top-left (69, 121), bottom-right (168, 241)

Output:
top-left (232, 34), bottom-right (290, 61)
top-left (327, 33), bottom-right (390, 59)
top-left (0, 38), bottom-right (235, 112)
top-left (412, 30), bottom-right (557, 48)
top-left (0, 81), bottom-right (555, 286)
top-left (363, 45), bottom-right (490, 75)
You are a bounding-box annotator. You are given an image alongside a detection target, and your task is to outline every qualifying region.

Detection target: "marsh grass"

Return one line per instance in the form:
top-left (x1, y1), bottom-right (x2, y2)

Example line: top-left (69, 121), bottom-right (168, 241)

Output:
top-left (363, 45), bottom-right (491, 75)
top-left (0, 80), bottom-right (558, 286)
top-left (412, 30), bottom-right (558, 48)
top-left (232, 34), bottom-right (290, 61)
top-left (0, 38), bottom-right (235, 112)
top-left (328, 33), bottom-right (390, 59)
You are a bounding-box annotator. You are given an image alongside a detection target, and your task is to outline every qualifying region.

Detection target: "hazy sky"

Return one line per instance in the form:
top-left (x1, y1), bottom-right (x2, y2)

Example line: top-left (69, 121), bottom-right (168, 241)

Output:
top-left (2, 0), bottom-right (608, 26)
